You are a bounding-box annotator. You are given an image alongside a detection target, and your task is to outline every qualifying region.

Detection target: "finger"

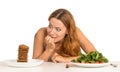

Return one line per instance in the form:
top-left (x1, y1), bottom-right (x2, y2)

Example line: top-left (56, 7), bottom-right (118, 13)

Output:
top-left (45, 36), bottom-right (51, 44)
top-left (52, 59), bottom-right (57, 63)
top-left (45, 35), bottom-right (51, 40)
top-left (47, 37), bottom-right (50, 41)
top-left (51, 56), bottom-right (56, 63)
top-left (49, 38), bottom-right (54, 44)
top-left (51, 37), bottom-right (54, 41)
top-left (48, 39), bottom-right (51, 43)
top-left (48, 38), bottom-right (54, 44)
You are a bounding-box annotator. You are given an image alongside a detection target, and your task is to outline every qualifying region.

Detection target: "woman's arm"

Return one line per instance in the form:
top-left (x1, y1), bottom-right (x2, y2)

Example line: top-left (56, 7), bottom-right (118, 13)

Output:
top-left (51, 53), bottom-right (79, 63)
top-left (32, 28), bottom-right (55, 61)
top-left (76, 27), bottom-right (97, 54)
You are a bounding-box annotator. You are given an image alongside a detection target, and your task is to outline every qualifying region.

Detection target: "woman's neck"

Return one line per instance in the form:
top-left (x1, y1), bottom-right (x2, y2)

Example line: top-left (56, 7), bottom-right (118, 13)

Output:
top-left (55, 42), bottom-right (62, 47)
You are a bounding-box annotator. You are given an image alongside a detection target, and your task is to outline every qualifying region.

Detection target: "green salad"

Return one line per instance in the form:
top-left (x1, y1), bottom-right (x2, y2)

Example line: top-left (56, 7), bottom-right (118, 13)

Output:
top-left (71, 51), bottom-right (108, 63)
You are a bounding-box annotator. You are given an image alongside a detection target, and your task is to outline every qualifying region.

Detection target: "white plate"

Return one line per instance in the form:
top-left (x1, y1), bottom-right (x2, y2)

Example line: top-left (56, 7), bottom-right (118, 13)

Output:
top-left (4, 59), bottom-right (44, 68)
top-left (70, 62), bottom-right (110, 68)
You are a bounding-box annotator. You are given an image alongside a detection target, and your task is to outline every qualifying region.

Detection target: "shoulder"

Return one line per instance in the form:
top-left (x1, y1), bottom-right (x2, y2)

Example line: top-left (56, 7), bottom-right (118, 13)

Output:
top-left (76, 27), bottom-right (84, 36)
top-left (36, 27), bottom-right (47, 34)
top-left (76, 27), bottom-right (81, 32)
top-left (37, 27), bottom-right (47, 32)
top-left (35, 27), bottom-right (47, 37)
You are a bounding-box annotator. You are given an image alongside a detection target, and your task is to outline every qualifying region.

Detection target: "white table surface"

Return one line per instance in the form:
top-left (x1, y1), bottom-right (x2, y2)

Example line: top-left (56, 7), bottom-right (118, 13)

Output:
top-left (0, 61), bottom-right (120, 72)
top-left (68, 62), bottom-right (120, 72)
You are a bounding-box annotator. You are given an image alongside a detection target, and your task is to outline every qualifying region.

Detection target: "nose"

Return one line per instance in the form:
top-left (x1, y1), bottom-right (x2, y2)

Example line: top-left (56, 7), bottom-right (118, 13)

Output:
top-left (50, 28), bottom-right (55, 35)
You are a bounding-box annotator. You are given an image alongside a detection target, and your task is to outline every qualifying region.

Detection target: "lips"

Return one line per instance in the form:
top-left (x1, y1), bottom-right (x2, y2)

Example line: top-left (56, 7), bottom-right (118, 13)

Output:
top-left (48, 35), bottom-right (56, 41)
top-left (49, 35), bottom-right (56, 38)
top-left (51, 37), bottom-right (56, 40)
top-left (51, 37), bottom-right (56, 38)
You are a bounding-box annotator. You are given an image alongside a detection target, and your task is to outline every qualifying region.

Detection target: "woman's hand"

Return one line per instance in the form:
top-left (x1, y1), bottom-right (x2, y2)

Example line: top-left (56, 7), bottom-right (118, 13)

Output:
top-left (45, 35), bottom-right (55, 50)
top-left (51, 53), bottom-right (69, 63)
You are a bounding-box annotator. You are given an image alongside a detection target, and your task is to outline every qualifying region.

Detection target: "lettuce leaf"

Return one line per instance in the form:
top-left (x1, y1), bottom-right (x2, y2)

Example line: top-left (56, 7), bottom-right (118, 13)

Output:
top-left (71, 51), bottom-right (108, 63)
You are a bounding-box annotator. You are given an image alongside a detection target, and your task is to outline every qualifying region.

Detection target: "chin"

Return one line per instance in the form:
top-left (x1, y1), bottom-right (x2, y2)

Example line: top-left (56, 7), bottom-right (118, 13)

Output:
top-left (54, 40), bottom-right (58, 43)
top-left (53, 39), bottom-right (58, 43)
top-left (54, 40), bottom-right (62, 44)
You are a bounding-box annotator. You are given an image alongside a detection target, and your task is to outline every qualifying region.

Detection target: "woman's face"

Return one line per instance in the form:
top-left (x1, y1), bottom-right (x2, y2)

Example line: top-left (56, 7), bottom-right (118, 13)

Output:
top-left (47, 18), bottom-right (67, 43)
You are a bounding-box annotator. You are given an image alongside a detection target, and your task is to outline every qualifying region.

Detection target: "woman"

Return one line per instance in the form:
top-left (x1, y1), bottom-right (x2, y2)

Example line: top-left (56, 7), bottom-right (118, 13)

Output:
top-left (32, 8), bottom-right (96, 63)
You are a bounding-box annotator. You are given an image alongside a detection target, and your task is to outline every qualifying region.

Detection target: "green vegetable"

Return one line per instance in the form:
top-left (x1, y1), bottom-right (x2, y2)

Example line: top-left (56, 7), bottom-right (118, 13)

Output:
top-left (71, 51), bottom-right (109, 63)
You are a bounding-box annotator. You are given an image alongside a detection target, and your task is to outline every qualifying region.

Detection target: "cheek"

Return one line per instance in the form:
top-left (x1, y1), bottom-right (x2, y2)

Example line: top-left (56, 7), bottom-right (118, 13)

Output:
top-left (55, 33), bottom-right (66, 40)
top-left (54, 33), bottom-right (67, 43)
top-left (47, 28), bottom-right (51, 34)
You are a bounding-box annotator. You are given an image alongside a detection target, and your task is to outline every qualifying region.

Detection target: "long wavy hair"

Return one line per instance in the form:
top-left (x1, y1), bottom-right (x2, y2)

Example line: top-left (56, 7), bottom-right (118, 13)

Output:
top-left (48, 9), bottom-right (80, 57)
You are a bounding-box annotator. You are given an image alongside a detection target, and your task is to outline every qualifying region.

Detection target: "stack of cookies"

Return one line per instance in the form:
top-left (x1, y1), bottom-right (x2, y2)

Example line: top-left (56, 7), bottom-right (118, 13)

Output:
top-left (17, 44), bottom-right (29, 62)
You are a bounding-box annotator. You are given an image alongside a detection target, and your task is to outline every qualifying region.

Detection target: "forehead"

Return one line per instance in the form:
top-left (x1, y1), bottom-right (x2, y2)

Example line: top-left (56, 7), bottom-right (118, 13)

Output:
top-left (49, 18), bottom-right (66, 28)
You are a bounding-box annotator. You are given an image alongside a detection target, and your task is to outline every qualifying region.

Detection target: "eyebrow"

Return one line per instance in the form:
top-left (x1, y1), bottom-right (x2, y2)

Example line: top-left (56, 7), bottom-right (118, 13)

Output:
top-left (55, 27), bottom-right (61, 29)
top-left (49, 23), bottom-right (62, 29)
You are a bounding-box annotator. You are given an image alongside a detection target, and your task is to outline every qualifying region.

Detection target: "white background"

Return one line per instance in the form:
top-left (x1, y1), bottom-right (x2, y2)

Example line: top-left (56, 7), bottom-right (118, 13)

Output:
top-left (0, 0), bottom-right (120, 61)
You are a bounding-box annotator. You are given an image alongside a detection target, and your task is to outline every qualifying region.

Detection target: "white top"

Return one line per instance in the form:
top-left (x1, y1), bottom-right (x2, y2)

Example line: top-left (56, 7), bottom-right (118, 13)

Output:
top-left (0, 60), bottom-right (120, 72)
